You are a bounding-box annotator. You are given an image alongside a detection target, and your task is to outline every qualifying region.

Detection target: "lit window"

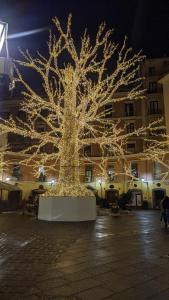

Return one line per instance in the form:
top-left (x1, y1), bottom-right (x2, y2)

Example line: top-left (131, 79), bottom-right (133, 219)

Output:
top-left (38, 166), bottom-right (46, 182)
top-left (107, 165), bottom-right (115, 181)
top-left (131, 162), bottom-right (138, 178)
top-left (85, 165), bottom-right (93, 182)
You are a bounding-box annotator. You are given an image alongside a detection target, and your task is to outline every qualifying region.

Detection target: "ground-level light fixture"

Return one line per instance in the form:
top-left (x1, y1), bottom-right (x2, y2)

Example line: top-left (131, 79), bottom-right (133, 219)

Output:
top-left (50, 179), bottom-right (56, 187)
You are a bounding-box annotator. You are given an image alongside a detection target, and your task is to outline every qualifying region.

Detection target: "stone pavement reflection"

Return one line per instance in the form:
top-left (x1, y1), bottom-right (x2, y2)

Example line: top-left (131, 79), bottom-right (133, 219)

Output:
top-left (0, 211), bottom-right (169, 300)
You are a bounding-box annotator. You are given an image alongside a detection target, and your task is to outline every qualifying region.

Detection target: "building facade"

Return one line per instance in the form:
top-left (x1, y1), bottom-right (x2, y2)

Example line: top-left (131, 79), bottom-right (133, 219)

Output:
top-left (1, 57), bottom-right (169, 207)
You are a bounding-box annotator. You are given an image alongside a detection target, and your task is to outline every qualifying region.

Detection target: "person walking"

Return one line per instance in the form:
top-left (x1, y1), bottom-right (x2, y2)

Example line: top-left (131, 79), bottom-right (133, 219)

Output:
top-left (160, 196), bottom-right (169, 228)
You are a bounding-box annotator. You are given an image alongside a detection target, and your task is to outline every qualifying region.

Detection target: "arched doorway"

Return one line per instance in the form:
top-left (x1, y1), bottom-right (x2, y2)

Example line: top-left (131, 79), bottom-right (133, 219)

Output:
top-left (152, 188), bottom-right (166, 209)
top-left (128, 189), bottom-right (143, 207)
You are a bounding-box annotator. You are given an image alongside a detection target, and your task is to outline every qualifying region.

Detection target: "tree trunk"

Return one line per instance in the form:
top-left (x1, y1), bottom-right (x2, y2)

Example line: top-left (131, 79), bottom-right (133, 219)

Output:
top-left (58, 112), bottom-right (80, 186)
top-left (58, 70), bottom-right (82, 191)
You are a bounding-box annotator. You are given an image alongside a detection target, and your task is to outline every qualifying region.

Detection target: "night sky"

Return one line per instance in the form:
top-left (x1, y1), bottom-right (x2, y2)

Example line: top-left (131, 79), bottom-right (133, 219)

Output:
top-left (1, 0), bottom-right (169, 59)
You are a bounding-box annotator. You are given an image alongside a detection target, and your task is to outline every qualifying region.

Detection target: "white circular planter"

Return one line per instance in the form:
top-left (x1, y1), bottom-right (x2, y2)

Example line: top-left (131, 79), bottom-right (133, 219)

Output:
top-left (38, 196), bottom-right (96, 222)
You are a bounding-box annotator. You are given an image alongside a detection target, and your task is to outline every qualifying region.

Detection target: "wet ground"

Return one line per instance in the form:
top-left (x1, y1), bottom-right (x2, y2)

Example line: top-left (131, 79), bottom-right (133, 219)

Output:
top-left (0, 210), bottom-right (169, 300)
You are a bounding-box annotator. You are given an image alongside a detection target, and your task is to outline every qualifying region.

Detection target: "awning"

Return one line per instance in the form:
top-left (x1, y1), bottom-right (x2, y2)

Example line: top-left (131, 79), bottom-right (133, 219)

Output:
top-left (0, 181), bottom-right (21, 191)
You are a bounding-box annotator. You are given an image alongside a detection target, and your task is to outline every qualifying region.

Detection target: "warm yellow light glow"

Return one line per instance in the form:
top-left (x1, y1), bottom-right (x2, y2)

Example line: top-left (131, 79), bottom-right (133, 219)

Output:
top-left (0, 15), bottom-right (167, 195)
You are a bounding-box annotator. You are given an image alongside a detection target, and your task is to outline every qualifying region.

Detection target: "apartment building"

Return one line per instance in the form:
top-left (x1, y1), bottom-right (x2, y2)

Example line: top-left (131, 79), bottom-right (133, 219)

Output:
top-left (0, 57), bottom-right (169, 207)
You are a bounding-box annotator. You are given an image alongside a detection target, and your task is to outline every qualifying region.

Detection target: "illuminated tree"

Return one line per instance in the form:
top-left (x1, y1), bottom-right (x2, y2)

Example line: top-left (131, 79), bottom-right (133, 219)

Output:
top-left (0, 146), bottom-right (8, 180)
top-left (0, 15), bottom-right (163, 195)
top-left (142, 133), bottom-right (169, 181)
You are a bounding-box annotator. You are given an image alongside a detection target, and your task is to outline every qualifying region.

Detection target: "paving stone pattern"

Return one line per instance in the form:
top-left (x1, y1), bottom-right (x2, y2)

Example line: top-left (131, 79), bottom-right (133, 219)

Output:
top-left (0, 211), bottom-right (169, 299)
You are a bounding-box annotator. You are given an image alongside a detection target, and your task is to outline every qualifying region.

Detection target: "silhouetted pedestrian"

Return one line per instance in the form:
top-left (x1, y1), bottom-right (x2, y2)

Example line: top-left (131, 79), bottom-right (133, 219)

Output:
top-left (160, 196), bottom-right (169, 228)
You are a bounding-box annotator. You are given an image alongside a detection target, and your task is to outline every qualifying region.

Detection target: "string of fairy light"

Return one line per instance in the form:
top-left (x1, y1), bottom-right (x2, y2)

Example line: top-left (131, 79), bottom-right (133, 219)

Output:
top-left (0, 15), bottom-right (167, 196)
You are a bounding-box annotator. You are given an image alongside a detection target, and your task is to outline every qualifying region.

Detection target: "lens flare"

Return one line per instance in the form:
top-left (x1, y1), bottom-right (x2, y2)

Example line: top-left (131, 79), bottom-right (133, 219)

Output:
top-left (8, 27), bottom-right (48, 39)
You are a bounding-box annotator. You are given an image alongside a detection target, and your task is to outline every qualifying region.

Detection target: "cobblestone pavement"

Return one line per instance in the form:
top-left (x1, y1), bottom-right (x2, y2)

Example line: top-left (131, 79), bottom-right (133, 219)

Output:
top-left (0, 210), bottom-right (169, 300)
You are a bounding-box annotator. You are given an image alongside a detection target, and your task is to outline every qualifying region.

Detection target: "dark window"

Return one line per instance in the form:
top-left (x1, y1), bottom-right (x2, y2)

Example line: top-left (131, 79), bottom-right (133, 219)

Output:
top-left (84, 128), bottom-right (92, 138)
top-left (40, 146), bottom-right (47, 153)
top-left (125, 103), bottom-right (134, 116)
top-left (131, 162), bottom-right (138, 178)
top-left (0, 111), bottom-right (10, 119)
top-left (148, 67), bottom-right (155, 76)
top-left (53, 146), bottom-right (59, 153)
top-left (0, 74), bottom-right (11, 100)
top-left (163, 60), bottom-right (169, 70)
top-left (41, 109), bottom-right (48, 117)
top-left (12, 144), bottom-right (25, 152)
top-left (105, 124), bottom-right (111, 133)
top-left (149, 82), bottom-right (157, 93)
top-left (84, 145), bottom-right (92, 156)
top-left (40, 144), bottom-right (53, 154)
top-left (127, 143), bottom-right (136, 153)
top-left (17, 110), bottom-right (26, 120)
top-left (154, 162), bottom-right (161, 180)
top-left (12, 164), bottom-right (22, 180)
top-left (105, 104), bottom-right (113, 118)
top-left (37, 124), bottom-right (46, 132)
top-left (85, 165), bottom-right (93, 182)
top-left (148, 101), bottom-right (160, 114)
top-left (126, 122), bottom-right (135, 133)
top-left (163, 60), bottom-right (169, 66)
top-left (38, 173), bottom-right (46, 182)
top-left (86, 103), bottom-right (90, 112)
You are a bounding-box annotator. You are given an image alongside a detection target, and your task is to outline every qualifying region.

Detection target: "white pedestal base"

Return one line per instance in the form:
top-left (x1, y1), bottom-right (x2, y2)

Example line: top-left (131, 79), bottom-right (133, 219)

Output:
top-left (38, 196), bottom-right (96, 221)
